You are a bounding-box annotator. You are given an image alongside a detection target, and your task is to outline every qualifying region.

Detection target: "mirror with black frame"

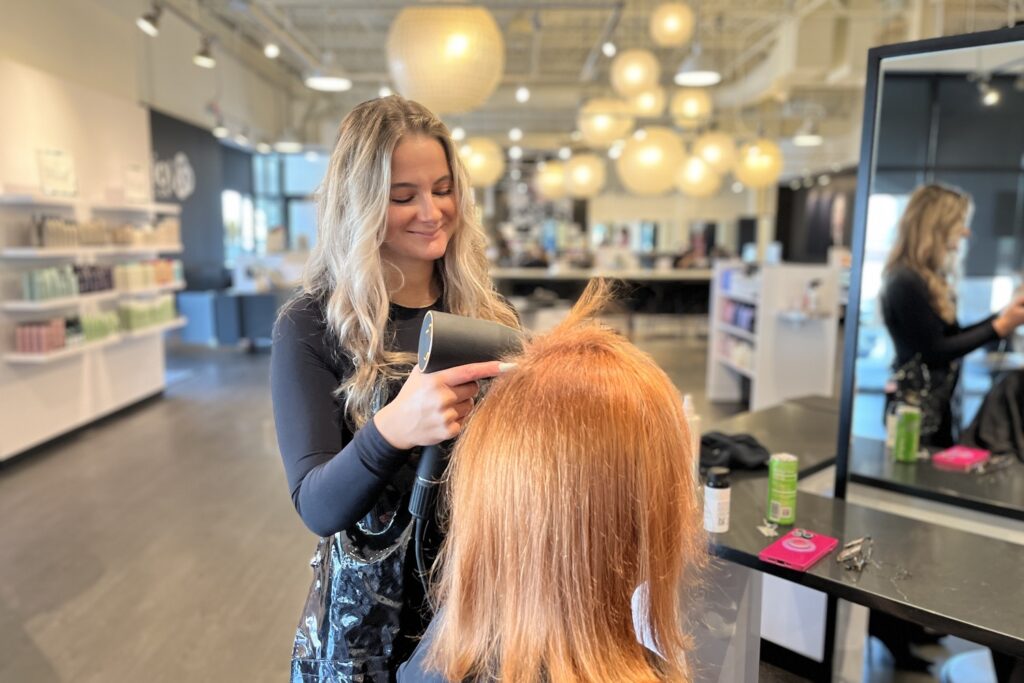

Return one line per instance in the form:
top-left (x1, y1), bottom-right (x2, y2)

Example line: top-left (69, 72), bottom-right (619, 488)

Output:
top-left (841, 27), bottom-right (1024, 518)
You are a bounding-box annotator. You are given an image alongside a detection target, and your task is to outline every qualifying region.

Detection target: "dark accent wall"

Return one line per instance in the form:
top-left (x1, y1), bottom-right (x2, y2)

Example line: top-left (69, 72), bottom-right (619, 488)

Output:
top-left (776, 170), bottom-right (857, 263)
top-left (872, 72), bottom-right (1024, 277)
top-left (149, 109), bottom-right (227, 290)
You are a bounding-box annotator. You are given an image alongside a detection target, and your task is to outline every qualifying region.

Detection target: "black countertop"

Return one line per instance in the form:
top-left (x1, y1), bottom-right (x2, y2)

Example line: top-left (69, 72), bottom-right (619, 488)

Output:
top-left (849, 436), bottom-right (1024, 521)
top-left (709, 397), bottom-right (839, 479)
top-left (712, 478), bottom-right (1024, 657)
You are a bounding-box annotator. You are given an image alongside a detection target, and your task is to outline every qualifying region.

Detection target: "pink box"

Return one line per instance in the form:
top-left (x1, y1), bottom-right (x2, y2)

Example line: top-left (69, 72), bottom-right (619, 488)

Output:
top-left (932, 446), bottom-right (990, 471)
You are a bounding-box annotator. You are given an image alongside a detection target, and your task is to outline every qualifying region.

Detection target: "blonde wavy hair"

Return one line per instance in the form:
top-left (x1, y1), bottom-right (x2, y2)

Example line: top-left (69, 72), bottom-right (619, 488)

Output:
top-left (884, 184), bottom-right (972, 323)
top-left (300, 96), bottom-right (518, 427)
top-left (427, 280), bottom-right (707, 683)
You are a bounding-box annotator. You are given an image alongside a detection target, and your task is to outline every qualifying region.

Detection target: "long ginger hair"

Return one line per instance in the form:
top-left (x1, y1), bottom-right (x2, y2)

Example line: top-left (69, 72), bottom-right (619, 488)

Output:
top-left (884, 184), bottom-right (972, 324)
top-left (427, 280), bottom-right (707, 682)
top-left (299, 96), bottom-right (518, 427)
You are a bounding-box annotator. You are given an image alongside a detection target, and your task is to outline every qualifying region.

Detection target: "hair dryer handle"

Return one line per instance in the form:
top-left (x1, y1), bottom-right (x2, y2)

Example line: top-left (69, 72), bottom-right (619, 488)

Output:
top-left (410, 444), bottom-right (448, 521)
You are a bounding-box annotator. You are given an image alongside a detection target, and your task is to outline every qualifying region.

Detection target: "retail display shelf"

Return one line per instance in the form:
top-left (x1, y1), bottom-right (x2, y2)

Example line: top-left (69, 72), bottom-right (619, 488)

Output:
top-left (721, 290), bottom-right (759, 306)
top-left (1, 290), bottom-right (120, 312)
top-left (0, 192), bottom-right (181, 216)
top-left (718, 322), bottom-right (756, 342)
top-left (717, 355), bottom-right (755, 379)
top-left (120, 282), bottom-right (186, 297)
top-left (89, 201), bottom-right (181, 215)
top-left (122, 317), bottom-right (187, 339)
top-left (4, 334), bottom-right (123, 365)
top-left (0, 244), bottom-right (184, 259)
top-left (4, 317), bottom-right (187, 365)
top-left (0, 192), bottom-right (78, 208)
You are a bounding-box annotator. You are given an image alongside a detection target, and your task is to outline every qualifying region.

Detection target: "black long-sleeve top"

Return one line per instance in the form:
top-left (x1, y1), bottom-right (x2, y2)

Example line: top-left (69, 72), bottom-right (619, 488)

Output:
top-left (880, 266), bottom-right (1000, 369)
top-left (270, 293), bottom-right (434, 537)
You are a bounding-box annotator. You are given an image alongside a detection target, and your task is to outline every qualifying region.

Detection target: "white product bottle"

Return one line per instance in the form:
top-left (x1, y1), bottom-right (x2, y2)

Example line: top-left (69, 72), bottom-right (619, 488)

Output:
top-left (703, 467), bottom-right (731, 533)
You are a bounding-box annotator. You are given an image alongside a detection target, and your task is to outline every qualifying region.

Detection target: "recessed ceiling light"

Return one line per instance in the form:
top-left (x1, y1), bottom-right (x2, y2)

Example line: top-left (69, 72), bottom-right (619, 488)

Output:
top-left (515, 86), bottom-right (530, 103)
top-left (264, 43), bottom-right (280, 59)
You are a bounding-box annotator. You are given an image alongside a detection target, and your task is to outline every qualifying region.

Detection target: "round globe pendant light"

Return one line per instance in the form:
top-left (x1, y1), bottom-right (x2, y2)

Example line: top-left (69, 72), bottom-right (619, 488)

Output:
top-left (536, 161), bottom-right (568, 200)
top-left (565, 154), bottom-right (607, 198)
top-left (675, 155), bottom-right (722, 197)
top-left (578, 98), bottom-right (636, 148)
top-left (615, 126), bottom-right (685, 196)
top-left (670, 88), bottom-right (713, 129)
top-left (735, 139), bottom-right (784, 188)
top-left (630, 86), bottom-right (667, 117)
top-left (459, 138), bottom-right (505, 188)
top-left (650, 3), bottom-right (695, 47)
top-left (610, 49), bottom-right (660, 98)
top-left (693, 131), bottom-right (737, 174)
top-left (387, 7), bottom-right (505, 114)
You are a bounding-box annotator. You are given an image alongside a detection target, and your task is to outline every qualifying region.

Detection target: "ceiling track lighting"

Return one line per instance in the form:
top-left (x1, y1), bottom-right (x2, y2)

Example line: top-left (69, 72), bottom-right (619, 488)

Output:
top-left (136, 4), bottom-right (162, 37)
top-left (978, 80), bottom-right (1001, 106)
top-left (193, 37), bottom-right (216, 69)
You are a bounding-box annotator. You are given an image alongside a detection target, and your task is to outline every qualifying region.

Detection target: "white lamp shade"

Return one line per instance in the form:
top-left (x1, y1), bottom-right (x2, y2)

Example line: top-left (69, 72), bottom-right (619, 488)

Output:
top-left (578, 98), bottom-right (635, 147)
top-left (615, 126), bottom-right (685, 196)
top-left (536, 161), bottom-right (568, 200)
top-left (459, 137), bottom-right (505, 187)
top-left (675, 155), bottom-right (722, 197)
top-left (565, 154), bottom-right (607, 198)
top-left (387, 7), bottom-right (505, 115)
top-left (650, 3), bottom-right (695, 47)
top-left (670, 88), bottom-right (713, 129)
top-left (630, 86), bottom-right (667, 117)
top-left (693, 131), bottom-right (737, 174)
top-left (610, 49), bottom-right (660, 98)
top-left (735, 139), bottom-right (784, 188)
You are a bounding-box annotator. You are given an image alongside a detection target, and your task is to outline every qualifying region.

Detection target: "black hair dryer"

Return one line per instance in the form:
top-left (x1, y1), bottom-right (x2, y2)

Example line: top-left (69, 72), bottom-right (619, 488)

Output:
top-left (408, 311), bottom-right (523, 576)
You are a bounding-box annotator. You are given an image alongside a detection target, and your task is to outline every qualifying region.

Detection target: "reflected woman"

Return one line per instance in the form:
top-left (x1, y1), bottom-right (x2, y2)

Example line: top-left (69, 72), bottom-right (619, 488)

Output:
top-left (399, 281), bottom-right (707, 682)
top-left (880, 183), bottom-right (1024, 448)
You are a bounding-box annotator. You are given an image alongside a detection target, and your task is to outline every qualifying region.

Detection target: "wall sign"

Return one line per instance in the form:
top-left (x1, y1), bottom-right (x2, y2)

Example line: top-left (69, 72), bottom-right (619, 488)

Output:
top-left (37, 148), bottom-right (77, 197)
top-left (153, 152), bottom-right (195, 201)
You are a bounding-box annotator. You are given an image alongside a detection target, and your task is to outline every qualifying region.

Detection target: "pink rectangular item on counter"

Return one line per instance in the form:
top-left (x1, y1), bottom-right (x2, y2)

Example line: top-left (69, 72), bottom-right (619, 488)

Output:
top-left (932, 446), bottom-right (990, 471)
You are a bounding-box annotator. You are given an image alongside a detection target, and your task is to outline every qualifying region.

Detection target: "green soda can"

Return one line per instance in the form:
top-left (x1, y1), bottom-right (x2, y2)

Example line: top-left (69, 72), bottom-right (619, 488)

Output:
top-left (893, 405), bottom-right (922, 463)
top-left (766, 453), bottom-right (798, 525)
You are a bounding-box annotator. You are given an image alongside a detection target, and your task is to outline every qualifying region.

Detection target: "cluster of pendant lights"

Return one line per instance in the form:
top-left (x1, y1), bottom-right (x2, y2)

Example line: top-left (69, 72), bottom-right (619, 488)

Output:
top-left (426, 1), bottom-right (784, 198)
top-left (551, 1), bottom-right (784, 200)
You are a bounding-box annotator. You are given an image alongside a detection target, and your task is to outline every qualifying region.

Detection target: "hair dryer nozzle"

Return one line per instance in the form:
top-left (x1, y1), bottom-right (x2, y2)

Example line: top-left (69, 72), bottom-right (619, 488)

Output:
top-left (418, 311), bottom-right (524, 372)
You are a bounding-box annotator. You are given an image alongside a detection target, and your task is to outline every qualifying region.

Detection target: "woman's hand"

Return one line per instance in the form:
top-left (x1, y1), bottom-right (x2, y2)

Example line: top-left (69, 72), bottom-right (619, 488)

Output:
top-left (994, 295), bottom-right (1024, 337)
top-left (373, 361), bottom-right (513, 450)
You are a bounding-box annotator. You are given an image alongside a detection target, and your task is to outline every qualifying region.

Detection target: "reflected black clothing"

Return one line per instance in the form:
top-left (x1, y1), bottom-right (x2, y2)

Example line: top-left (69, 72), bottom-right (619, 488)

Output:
top-left (271, 293), bottom-right (441, 678)
top-left (880, 266), bottom-right (1000, 446)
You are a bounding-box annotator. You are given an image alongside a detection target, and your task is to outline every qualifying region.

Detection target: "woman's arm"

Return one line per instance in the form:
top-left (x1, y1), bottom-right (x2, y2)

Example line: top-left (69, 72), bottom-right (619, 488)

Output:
top-left (885, 270), bottom-right (999, 365)
top-left (271, 304), bottom-right (411, 537)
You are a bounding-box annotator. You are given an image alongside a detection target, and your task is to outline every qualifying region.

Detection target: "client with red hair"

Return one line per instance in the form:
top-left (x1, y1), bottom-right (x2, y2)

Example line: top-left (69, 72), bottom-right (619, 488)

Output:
top-left (399, 280), bottom-right (707, 683)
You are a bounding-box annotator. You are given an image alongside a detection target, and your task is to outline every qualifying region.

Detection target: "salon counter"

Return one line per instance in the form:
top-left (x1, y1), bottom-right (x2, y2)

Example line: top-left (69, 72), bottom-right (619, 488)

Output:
top-left (850, 436), bottom-right (1024, 521)
top-left (709, 477), bottom-right (1024, 657)
top-left (708, 395), bottom-right (840, 479)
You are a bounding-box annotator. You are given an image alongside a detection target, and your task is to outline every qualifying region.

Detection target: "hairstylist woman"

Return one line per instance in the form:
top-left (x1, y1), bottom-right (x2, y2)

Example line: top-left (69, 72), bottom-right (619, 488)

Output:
top-left (881, 183), bottom-right (1024, 449)
top-left (271, 96), bottom-right (519, 681)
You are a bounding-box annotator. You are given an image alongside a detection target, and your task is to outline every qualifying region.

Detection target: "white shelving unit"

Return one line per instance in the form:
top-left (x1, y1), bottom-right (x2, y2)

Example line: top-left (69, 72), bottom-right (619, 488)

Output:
top-left (706, 260), bottom-right (841, 411)
top-left (1, 282), bottom-right (186, 312)
top-left (0, 244), bottom-right (184, 259)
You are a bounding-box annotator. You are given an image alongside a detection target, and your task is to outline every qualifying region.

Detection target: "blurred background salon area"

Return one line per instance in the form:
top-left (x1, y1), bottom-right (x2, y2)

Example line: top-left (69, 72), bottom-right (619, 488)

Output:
top-left (1, 1), bottom-right (1023, 682)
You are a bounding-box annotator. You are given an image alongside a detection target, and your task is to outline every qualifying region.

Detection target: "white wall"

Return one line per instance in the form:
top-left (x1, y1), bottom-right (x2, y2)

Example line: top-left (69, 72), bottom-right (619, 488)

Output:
top-left (0, 0), bottom-right (285, 142)
top-left (589, 191), bottom-right (756, 252)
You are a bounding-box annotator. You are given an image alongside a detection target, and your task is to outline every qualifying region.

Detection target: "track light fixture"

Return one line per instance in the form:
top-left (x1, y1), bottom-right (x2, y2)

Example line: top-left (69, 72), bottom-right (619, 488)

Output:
top-left (193, 37), bottom-right (216, 69)
top-left (136, 4), bottom-right (162, 37)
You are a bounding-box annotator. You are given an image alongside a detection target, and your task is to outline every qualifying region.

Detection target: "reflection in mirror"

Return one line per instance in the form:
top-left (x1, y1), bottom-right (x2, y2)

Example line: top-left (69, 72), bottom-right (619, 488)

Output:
top-left (850, 39), bottom-right (1024, 516)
